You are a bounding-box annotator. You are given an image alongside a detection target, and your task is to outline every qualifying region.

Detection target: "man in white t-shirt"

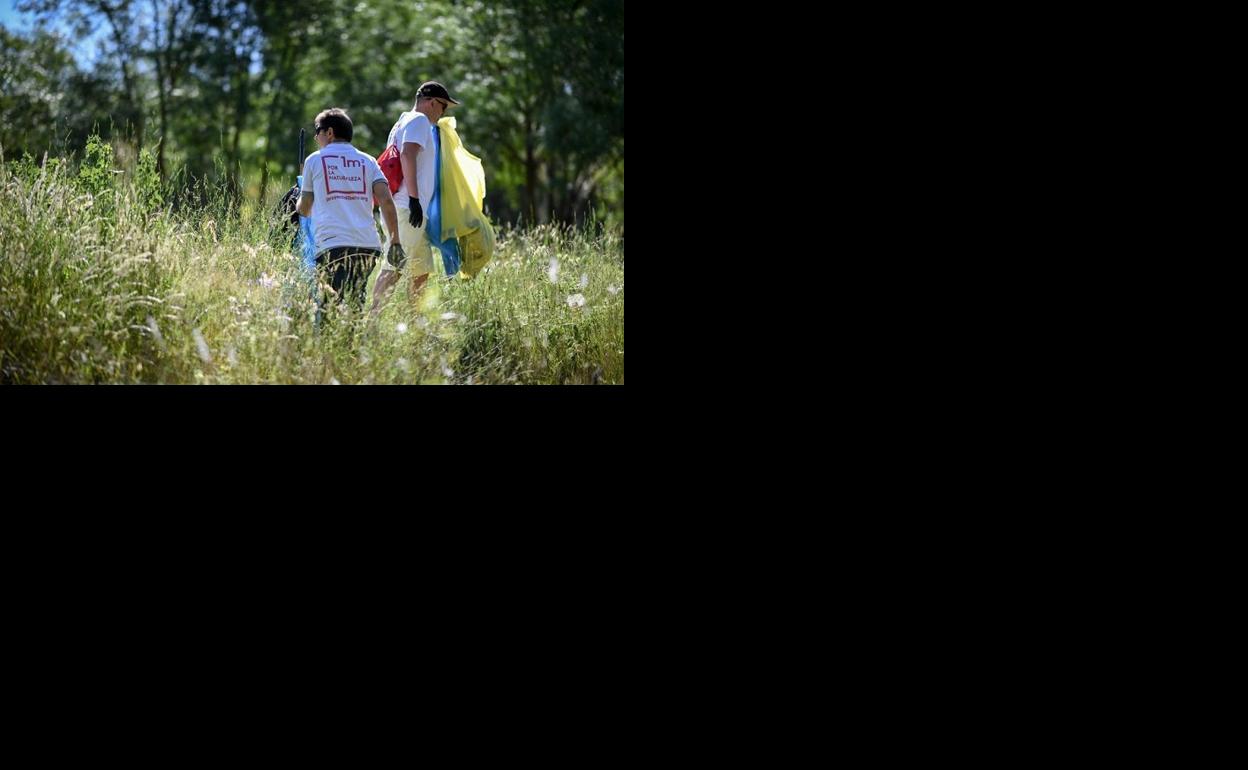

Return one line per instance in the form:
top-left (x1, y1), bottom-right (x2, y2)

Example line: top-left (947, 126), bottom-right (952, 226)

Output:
top-left (369, 81), bottom-right (461, 315)
top-left (297, 108), bottom-right (403, 313)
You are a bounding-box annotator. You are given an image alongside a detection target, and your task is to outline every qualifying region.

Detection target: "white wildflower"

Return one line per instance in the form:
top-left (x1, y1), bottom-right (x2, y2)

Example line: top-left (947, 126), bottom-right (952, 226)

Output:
top-left (146, 315), bottom-right (163, 344)
top-left (192, 328), bottom-right (212, 364)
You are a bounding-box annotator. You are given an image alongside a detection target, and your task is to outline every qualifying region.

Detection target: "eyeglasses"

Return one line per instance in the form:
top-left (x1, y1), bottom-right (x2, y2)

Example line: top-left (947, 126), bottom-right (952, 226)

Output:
top-left (315, 126), bottom-right (327, 135)
top-left (435, 99), bottom-right (451, 109)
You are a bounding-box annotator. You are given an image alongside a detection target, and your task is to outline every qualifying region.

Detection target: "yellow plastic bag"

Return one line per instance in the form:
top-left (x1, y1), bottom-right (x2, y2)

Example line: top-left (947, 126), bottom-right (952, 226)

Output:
top-left (437, 117), bottom-right (495, 278)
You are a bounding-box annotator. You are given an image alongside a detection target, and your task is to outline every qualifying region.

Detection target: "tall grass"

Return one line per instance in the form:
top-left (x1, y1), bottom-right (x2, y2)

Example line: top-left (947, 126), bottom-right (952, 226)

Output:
top-left (0, 139), bottom-right (623, 384)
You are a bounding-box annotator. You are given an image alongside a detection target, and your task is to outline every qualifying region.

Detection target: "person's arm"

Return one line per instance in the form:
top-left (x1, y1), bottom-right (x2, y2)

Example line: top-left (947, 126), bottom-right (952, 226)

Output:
top-left (373, 180), bottom-right (399, 242)
top-left (297, 191), bottom-right (313, 217)
top-left (400, 141), bottom-right (422, 200)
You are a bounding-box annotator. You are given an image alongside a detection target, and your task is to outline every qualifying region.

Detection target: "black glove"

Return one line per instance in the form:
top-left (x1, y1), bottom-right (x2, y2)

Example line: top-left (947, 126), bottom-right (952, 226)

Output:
top-left (408, 200), bottom-right (423, 229)
top-left (387, 242), bottom-right (407, 269)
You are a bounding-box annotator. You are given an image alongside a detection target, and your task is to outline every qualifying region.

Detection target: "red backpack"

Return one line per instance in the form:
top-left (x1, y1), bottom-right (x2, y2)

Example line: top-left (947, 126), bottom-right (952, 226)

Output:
top-left (377, 143), bottom-right (403, 194)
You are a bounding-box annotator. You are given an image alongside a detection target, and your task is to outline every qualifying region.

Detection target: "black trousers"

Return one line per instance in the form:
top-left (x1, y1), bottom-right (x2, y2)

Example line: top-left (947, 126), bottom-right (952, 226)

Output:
top-left (315, 247), bottom-right (380, 312)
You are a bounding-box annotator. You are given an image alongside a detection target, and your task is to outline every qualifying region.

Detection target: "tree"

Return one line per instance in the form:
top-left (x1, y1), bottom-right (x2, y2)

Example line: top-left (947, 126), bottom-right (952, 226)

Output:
top-left (0, 26), bottom-right (122, 160)
top-left (20, 1), bottom-right (148, 147)
top-left (6, 0), bottom-right (626, 227)
top-left (459, 0), bottom-right (623, 225)
top-left (146, 0), bottom-right (200, 181)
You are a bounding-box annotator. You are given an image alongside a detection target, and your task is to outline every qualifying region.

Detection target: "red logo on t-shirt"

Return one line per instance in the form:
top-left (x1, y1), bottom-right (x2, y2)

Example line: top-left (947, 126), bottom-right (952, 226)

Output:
top-left (322, 155), bottom-right (367, 195)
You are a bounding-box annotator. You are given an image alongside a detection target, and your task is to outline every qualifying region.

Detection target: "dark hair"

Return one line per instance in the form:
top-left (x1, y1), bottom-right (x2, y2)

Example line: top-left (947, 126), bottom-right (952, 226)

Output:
top-left (314, 108), bottom-right (353, 141)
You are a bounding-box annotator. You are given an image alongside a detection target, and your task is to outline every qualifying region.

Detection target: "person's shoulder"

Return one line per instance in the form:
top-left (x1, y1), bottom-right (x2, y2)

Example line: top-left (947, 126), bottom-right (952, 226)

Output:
top-left (354, 146), bottom-right (379, 163)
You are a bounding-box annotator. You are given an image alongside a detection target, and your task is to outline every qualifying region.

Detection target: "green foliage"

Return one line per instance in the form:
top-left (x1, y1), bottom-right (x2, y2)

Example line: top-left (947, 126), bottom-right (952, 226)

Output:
top-left (76, 134), bottom-right (116, 198)
top-left (135, 147), bottom-right (165, 214)
top-left (3, 0), bottom-right (623, 228)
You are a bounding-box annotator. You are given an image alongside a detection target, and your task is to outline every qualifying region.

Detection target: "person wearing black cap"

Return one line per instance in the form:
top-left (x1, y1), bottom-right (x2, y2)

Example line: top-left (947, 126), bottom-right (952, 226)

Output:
top-left (370, 80), bottom-right (462, 314)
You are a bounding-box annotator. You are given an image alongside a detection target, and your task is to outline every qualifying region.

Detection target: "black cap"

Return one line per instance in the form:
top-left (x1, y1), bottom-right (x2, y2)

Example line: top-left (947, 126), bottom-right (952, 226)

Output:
top-left (417, 81), bottom-right (461, 106)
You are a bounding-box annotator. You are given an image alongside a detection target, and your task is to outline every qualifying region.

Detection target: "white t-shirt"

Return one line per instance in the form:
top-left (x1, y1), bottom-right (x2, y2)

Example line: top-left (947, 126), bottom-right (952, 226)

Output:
top-left (301, 143), bottom-right (386, 252)
top-left (386, 110), bottom-right (435, 214)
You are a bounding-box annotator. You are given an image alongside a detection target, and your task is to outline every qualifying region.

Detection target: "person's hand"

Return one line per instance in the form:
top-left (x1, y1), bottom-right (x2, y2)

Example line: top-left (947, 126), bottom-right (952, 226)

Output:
top-left (387, 242), bottom-right (407, 269)
top-left (408, 200), bottom-right (423, 229)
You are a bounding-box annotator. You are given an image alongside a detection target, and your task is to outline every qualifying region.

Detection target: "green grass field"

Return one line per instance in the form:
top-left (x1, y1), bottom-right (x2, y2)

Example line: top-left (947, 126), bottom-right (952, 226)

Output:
top-left (0, 140), bottom-right (623, 384)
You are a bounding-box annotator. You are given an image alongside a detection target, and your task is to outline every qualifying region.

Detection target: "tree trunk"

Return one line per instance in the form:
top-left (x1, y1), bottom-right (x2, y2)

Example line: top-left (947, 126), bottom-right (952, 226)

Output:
top-left (523, 109), bottom-right (538, 225)
top-left (154, 54), bottom-right (168, 181)
top-left (259, 39), bottom-right (296, 206)
top-left (547, 154), bottom-right (560, 224)
top-left (99, 2), bottom-right (143, 147)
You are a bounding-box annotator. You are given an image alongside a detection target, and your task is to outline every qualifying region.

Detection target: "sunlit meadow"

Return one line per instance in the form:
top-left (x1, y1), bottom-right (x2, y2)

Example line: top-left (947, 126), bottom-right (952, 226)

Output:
top-left (0, 139), bottom-right (623, 384)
